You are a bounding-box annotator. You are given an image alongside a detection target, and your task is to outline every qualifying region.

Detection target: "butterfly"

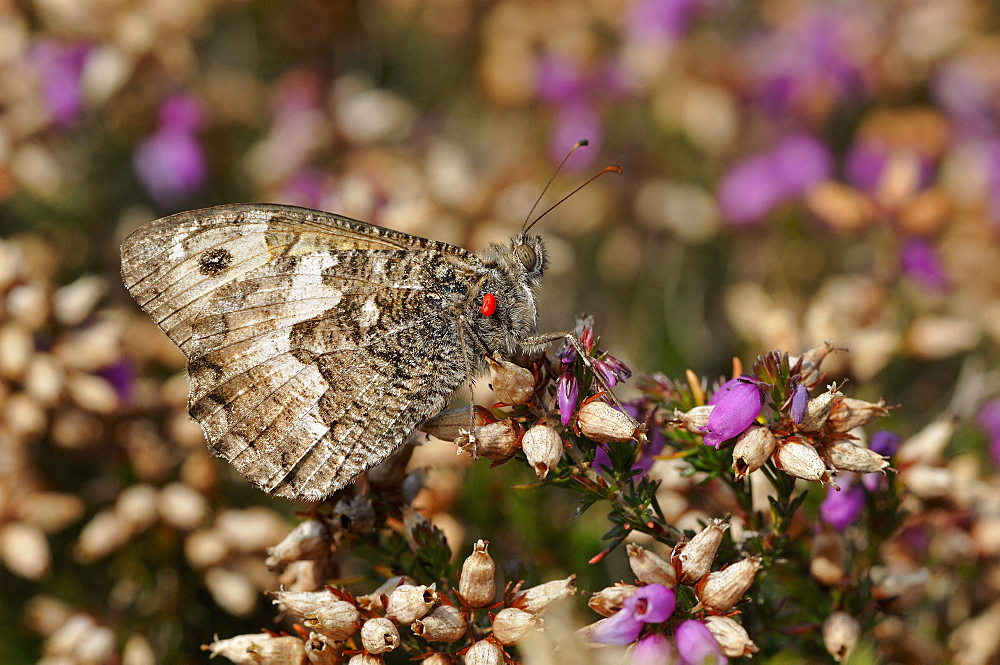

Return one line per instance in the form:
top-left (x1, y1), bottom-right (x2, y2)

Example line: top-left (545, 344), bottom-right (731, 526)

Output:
top-left (120, 203), bottom-right (550, 501)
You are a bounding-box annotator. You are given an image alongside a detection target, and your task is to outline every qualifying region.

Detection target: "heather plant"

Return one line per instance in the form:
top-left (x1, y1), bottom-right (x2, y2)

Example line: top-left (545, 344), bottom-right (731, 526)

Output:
top-left (2, 1), bottom-right (1000, 664)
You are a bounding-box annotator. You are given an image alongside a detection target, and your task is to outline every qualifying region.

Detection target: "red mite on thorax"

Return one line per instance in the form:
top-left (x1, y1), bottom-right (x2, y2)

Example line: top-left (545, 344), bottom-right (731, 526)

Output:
top-left (481, 293), bottom-right (497, 316)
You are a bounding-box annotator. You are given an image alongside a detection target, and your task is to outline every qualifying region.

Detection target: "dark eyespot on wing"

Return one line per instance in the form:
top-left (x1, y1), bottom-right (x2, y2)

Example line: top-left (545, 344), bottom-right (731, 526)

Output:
top-left (199, 248), bottom-right (234, 276)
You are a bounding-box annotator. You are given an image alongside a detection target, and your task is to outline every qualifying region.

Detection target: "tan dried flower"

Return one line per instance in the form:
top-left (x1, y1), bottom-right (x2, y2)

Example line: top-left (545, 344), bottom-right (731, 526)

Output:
top-left (459, 540), bottom-right (496, 608)
top-left (695, 555), bottom-right (762, 612)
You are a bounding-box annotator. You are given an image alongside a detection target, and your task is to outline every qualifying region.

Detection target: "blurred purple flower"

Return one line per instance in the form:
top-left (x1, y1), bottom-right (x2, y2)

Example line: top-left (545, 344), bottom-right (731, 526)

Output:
top-left (900, 237), bottom-right (948, 293)
top-left (134, 95), bottom-right (207, 207)
top-left (594, 403), bottom-right (666, 478)
top-left (628, 0), bottom-right (711, 43)
top-left (869, 430), bottom-right (901, 457)
top-left (98, 359), bottom-right (135, 405)
top-left (701, 377), bottom-right (765, 448)
top-left (633, 633), bottom-right (675, 665)
top-left (557, 373), bottom-right (580, 427)
top-left (594, 355), bottom-right (632, 388)
top-left (932, 57), bottom-right (999, 137)
top-left (790, 383), bottom-right (809, 424)
top-left (845, 140), bottom-right (934, 194)
top-left (674, 620), bottom-right (726, 665)
top-left (977, 398), bottom-right (1000, 466)
top-left (820, 472), bottom-right (865, 531)
top-left (590, 584), bottom-right (677, 645)
top-left (29, 40), bottom-right (90, 126)
top-left (279, 168), bottom-right (328, 209)
top-left (718, 133), bottom-right (832, 226)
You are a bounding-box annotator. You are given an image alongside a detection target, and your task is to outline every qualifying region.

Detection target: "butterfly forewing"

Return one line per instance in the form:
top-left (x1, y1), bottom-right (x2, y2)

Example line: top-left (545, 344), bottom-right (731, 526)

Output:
top-left (121, 204), bottom-right (480, 500)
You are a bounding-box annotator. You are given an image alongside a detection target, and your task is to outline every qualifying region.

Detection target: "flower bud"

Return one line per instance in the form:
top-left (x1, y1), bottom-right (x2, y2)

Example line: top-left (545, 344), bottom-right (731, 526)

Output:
top-left (514, 575), bottom-right (577, 614)
top-left (587, 584), bottom-right (637, 617)
top-left (360, 617), bottom-right (399, 654)
top-left (673, 405), bottom-right (713, 433)
top-left (460, 540), bottom-right (496, 608)
top-left (695, 556), bottom-right (762, 612)
top-left (626, 544), bottom-right (676, 588)
top-left (465, 640), bottom-right (505, 665)
top-left (487, 353), bottom-right (535, 405)
top-left (825, 397), bottom-right (890, 432)
top-left (273, 588), bottom-right (340, 618)
top-left (492, 607), bottom-right (538, 645)
top-left (412, 604), bottom-right (467, 642)
top-left (810, 527), bottom-right (846, 587)
top-left (732, 425), bottom-right (777, 480)
top-left (402, 507), bottom-right (432, 554)
top-left (347, 654), bottom-right (382, 665)
top-left (521, 424), bottom-right (564, 479)
top-left (822, 611), bottom-right (861, 662)
top-left (703, 615), bottom-right (759, 658)
top-left (791, 340), bottom-right (837, 388)
top-left (460, 420), bottom-right (521, 462)
top-left (302, 600), bottom-right (361, 642)
top-left (386, 584), bottom-right (437, 625)
top-left (205, 633), bottom-right (306, 664)
top-left (774, 438), bottom-right (835, 485)
top-left (420, 406), bottom-right (495, 442)
top-left (825, 441), bottom-right (890, 474)
top-left (798, 384), bottom-right (843, 431)
top-left (673, 518), bottom-right (730, 585)
top-left (356, 576), bottom-right (413, 612)
top-left (577, 400), bottom-right (639, 443)
top-left (265, 519), bottom-right (329, 570)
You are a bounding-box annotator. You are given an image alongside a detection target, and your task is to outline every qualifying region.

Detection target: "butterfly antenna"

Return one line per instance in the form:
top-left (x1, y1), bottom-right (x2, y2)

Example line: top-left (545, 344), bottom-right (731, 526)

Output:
top-left (522, 139), bottom-right (590, 233)
top-left (522, 163), bottom-right (623, 235)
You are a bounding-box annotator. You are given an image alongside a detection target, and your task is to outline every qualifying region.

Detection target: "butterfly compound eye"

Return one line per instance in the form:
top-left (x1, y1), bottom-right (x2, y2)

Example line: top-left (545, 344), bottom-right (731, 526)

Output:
top-left (515, 244), bottom-right (537, 271)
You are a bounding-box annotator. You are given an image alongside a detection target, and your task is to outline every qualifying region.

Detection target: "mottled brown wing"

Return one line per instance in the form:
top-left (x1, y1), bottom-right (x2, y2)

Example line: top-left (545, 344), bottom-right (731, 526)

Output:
top-left (121, 203), bottom-right (479, 501)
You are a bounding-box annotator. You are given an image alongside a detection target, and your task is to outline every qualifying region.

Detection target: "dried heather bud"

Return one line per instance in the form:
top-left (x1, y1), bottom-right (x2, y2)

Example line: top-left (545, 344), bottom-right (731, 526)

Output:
top-left (266, 519), bottom-right (329, 570)
top-left (810, 527), bottom-right (846, 587)
top-left (204, 633), bottom-right (306, 664)
top-left (626, 544), bottom-right (677, 588)
top-left (460, 540), bottom-right (496, 608)
top-left (412, 604), bottom-right (467, 642)
top-left (695, 556), bottom-right (762, 612)
top-left (514, 575), bottom-right (577, 614)
top-left (492, 607), bottom-right (539, 645)
top-left (347, 653), bottom-right (382, 665)
top-left (273, 588), bottom-right (340, 618)
top-left (798, 385), bottom-right (844, 431)
top-left (791, 340), bottom-right (837, 388)
top-left (460, 420), bottom-right (521, 462)
top-left (464, 639), bottom-right (506, 665)
top-left (673, 405), bottom-right (714, 432)
top-left (303, 631), bottom-right (339, 665)
top-left (420, 406), bottom-right (495, 442)
top-left (825, 397), bottom-right (890, 432)
top-left (822, 611), bottom-right (861, 662)
top-left (360, 617), bottom-right (399, 654)
top-left (333, 494), bottom-right (376, 536)
top-left (302, 601), bottom-right (361, 642)
top-left (588, 584), bottom-right (637, 617)
top-left (703, 615), bottom-right (759, 658)
top-left (488, 353), bottom-right (535, 405)
top-left (421, 654), bottom-right (455, 665)
top-left (521, 424), bottom-right (564, 479)
top-left (356, 576), bottom-right (413, 612)
top-left (825, 441), bottom-right (890, 474)
top-left (774, 438), bottom-right (835, 485)
top-left (577, 400), bottom-right (639, 443)
top-left (732, 425), bottom-right (777, 480)
top-left (386, 584), bottom-right (437, 625)
top-left (673, 518), bottom-right (730, 585)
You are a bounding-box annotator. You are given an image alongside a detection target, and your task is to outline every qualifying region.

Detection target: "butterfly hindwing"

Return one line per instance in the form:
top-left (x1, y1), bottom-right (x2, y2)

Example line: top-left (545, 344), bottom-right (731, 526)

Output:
top-left (121, 204), bottom-right (480, 500)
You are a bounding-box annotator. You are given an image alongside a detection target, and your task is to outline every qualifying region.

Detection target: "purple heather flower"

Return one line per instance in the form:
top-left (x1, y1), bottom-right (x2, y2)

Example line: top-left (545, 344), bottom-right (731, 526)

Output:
top-left (932, 57), bottom-right (999, 137)
top-left (594, 356), bottom-right (632, 388)
top-left (558, 343), bottom-right (578, 365)
top-left (977, 398), bottom-right (1000, 466)
top-left (98, 359), bottom-right (135, 405)
top-left (674, 620), bottom-right (726, 665)
top-left (701, 377), bottom-right (765, 448)
top-left (790, 383), bottom-right (809, 424)
top-left (590, 584), bottom-right (677, 646)
top-left (869, 430), bottom-right (901, 457)
top-left (134, 95), bottom-right (207, 207)
top-left (633, 633), bottom-right (675, 665)
top-left (717, 133), bottom-right (832, 226)
top-left (844, 139), bottom-right (935, 195)
top-left (900, 237), bottom-right (948, 293)
top-left (628, 0), bottom-right (708, 43)
top-left (557, 373), bottom-right (580, 427)
top-left (820, 473), bottom-right (865, 531)
top-left (29, 40), bottom-right (90, 126)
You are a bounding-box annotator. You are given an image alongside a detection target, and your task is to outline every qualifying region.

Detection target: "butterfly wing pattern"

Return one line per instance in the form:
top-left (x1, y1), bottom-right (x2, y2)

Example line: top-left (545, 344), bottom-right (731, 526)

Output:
top-left (121, 203), bottom-right (486, 501)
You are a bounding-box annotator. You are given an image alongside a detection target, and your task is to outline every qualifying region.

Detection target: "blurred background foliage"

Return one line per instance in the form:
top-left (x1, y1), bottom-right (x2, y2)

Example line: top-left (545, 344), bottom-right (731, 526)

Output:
top-left (2, 0), bottom-right (1000, 663)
